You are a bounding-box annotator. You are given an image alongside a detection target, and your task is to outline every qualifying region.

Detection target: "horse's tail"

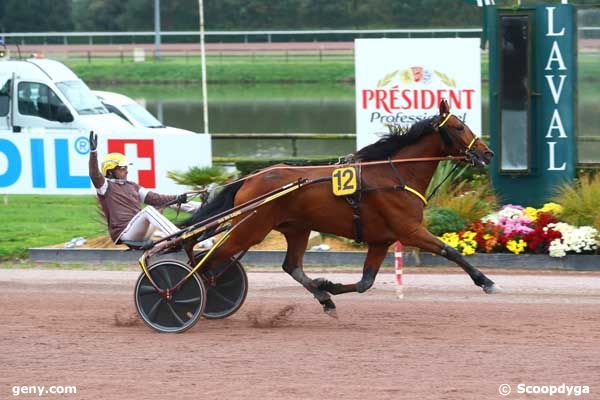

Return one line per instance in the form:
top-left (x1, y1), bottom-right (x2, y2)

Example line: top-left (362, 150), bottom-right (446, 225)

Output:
top-left (178, 180), bottom-right (245, 228)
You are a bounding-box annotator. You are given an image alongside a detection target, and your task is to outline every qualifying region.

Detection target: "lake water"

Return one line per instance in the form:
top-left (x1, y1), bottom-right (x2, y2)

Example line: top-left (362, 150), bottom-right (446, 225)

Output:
top-left (97, 83), bottom-right (599, 162)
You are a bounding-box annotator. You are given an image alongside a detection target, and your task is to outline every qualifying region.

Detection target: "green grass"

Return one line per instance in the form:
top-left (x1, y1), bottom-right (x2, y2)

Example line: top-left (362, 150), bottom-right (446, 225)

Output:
top-left (0, 195), bottom-right (106, 259)
top-left (95, 82), bottom-right (355, 101)
top-left (65, 52), bottom-right (598, 85)
top-left (67, 58), bottom-right (355, 84)
top-left (0, 260), bottom-right (138, 271)
top-left (0, 195), bottom-right (197, 260)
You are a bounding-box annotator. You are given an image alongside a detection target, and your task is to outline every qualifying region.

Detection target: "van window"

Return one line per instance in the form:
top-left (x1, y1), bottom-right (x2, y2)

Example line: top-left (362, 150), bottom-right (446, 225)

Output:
top-left (18, 82), bottom-right (67, 121)
top-left (103, 103), bottom-right (133, 125)
top-left (123, 103), bottom-right (163, 128)
top-left (56, 80), bottom-right (107, 115)
top-left (0, 79), bottom-right (9, 117)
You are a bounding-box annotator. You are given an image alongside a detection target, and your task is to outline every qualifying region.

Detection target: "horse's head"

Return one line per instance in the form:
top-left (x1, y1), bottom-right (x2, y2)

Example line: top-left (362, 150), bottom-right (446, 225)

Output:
top-left (432, 99), bottom-right (493, 168)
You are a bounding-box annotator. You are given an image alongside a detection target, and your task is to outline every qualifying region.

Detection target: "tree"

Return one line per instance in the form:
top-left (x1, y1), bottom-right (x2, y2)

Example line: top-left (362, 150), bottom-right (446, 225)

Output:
top-left (72, 0), bottom-right (127, 31)
top-left (1, 0), bottom-right (73, 33)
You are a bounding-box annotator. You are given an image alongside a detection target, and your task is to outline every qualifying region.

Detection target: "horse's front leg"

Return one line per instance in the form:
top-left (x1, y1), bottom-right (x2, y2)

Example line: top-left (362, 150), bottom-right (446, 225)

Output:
top-left (402, 226), bottom-right (498, 293)
top-left (314, 243), bottom-right (389, 295)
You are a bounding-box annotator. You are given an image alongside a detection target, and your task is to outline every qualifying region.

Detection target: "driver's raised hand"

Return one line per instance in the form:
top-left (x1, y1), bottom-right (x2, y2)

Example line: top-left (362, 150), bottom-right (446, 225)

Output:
top-left (89, 131), bottom-right (98, 152)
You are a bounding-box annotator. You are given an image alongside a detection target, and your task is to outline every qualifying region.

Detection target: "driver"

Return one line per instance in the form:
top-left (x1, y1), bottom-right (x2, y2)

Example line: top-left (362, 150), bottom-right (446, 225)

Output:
top-left (88, 131), bottom-right (200, 245)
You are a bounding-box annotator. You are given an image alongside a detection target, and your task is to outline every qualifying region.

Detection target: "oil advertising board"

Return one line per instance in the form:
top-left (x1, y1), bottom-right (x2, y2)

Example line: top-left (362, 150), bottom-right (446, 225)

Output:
top-left (0, 130), bottom-right (211, 194)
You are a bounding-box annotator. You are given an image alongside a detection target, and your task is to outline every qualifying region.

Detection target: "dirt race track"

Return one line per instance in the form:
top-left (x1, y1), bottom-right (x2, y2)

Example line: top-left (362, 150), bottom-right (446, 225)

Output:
top-left (1, 268), bottom-right (600, 400)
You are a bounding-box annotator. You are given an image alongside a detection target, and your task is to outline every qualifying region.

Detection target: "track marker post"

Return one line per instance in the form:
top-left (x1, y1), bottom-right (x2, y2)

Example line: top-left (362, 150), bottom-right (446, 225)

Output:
top-left (394, 241), bottom-right (404, 299)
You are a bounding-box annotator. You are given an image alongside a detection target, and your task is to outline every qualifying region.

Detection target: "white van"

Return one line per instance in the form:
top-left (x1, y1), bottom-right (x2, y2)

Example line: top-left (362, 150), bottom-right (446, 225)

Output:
top-left (94, 90), bottom-right (198, 135)
top-left (0, 58), bottom-right (134, 133)
top-left (0, 58), bottom-right (211, 194)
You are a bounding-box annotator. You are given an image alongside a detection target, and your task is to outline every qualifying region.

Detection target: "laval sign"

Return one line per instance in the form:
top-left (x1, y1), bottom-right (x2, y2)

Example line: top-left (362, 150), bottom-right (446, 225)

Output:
top-left (487, 4), bottom-right (577, 205)
top-left (0, 131), bottom-right (211, 194)
top-left (355, 38), bottom-right (482, 149)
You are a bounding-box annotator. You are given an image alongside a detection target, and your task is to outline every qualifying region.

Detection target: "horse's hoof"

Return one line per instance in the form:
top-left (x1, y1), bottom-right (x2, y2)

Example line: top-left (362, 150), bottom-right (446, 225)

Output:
top-left (483, 284), bottom-right (500, 294)
top-left (320, 299), bottom-right (337, 318)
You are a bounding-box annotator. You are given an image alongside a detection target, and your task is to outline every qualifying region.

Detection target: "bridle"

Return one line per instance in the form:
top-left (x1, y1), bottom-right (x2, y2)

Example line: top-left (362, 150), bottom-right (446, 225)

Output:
top-left (436, 113), bottom-right (481, 167)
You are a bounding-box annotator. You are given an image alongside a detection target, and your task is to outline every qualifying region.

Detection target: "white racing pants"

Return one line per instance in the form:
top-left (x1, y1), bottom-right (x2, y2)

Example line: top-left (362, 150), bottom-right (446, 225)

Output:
top-left (116, 202), bottom-right (212, 248)
top-left (117, 206), bottom-right (179, 242)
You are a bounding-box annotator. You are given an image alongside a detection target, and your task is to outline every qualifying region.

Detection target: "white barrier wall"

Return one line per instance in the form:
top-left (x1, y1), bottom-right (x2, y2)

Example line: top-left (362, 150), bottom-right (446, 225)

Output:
top-left (0, 130), bottom-right (211, 194)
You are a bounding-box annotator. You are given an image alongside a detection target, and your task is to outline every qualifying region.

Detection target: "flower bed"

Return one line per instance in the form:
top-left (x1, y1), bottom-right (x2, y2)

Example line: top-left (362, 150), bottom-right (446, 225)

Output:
top-left (438, 203), bottom-right (599, 258)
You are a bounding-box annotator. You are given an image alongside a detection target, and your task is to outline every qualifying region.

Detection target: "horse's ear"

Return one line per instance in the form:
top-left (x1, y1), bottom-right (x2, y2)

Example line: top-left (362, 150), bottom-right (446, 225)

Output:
top-left (439, 99), bottom-right (450, 116)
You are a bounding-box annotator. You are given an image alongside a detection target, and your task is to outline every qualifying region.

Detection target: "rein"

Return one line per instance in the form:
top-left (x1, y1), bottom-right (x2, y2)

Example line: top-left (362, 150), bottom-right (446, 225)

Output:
top-left (426, 161), bottom-right (462, 202)
top-left (214, 155), bottom-right (468, 191)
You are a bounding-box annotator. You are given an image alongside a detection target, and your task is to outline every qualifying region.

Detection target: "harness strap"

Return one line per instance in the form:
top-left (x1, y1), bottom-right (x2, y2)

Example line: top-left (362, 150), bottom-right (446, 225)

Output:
top-left (388, 157), bottom-right (406, 188)
top-left (405, 186), bottom-right (428, 205)
top-left (388, 158), bottom-right (428, 205)
top-left (437, 113), bottom-right (452, 128)
top-left (466, 136), bottom-right (478, 151)
top-left (346, 196), bottom-right (363, 243)
top-left (344, 164), bottom-right (363, 243)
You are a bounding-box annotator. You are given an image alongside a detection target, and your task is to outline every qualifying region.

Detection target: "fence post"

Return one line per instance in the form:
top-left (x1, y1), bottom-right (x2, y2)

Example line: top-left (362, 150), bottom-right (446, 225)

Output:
top-left (394, 241), bottom-right (404, 299)
top-left (87, 51), bottom-right (91, 64)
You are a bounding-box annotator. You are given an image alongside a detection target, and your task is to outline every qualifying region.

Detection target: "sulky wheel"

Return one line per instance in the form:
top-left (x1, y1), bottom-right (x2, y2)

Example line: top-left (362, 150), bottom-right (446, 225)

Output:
top-left (200, 258), bottom-right (248, 320)
top-left (134, 259), bottom-right (206, 333)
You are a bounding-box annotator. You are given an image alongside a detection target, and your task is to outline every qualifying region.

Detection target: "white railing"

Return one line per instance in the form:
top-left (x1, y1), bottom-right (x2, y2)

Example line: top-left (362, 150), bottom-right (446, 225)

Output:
top-left (1, 27), bottom-right (596, 46)
top-left (1, 27), bottom-right (597, 38)
top-left (1, 28), bottom-right (484, 38)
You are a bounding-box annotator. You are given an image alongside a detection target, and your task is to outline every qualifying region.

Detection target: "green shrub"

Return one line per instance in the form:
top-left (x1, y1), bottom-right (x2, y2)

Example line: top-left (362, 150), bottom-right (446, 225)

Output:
top-left (553, 174), bottom-right (600, 229)
top-left (167, 166), bottom-right (237, 189)
top-left (424, 207), bottom-right (467, 236)
top-left (428, 176), bottom-right (497, 225)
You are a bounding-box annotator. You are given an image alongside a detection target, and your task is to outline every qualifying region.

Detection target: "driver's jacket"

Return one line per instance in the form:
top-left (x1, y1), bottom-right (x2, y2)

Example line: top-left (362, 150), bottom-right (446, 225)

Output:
top-left (89, 151), bottom-right (176, 242)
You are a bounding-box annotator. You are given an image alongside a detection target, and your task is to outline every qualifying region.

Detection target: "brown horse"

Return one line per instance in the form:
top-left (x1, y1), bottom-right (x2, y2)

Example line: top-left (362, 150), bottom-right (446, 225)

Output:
top-left (181, 100), bottom-right (497, 316)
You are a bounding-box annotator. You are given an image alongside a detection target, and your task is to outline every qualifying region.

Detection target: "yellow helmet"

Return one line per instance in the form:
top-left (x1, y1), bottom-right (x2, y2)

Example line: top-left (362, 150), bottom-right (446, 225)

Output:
top-left (101, 153), bottom-right (131, 176)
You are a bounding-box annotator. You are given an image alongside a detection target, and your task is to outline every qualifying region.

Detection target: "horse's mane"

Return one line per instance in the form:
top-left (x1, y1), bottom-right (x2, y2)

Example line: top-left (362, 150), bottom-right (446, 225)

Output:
top-left (353, 117), bottom-right (437, 162)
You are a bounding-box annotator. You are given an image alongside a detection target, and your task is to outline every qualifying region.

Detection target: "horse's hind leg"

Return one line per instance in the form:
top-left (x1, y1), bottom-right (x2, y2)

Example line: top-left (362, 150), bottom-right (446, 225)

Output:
top-left (281, 229), bottom-right (337, 317)
top-left (313, 243), bottom-right (389, 295)
top-left (402, 226), bottom-right (498, 293)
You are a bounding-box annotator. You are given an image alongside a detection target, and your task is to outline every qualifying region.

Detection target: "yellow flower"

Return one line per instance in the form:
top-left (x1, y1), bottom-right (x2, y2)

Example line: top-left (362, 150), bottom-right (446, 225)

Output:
top-left (524, 207), bottom-right (538, 221)
top-left (439, 231), bottom-right (479, 255)
top-left (540, 202), bottom-right (563, 216)
top-left (439, 232), bottom-right (460, 249)
top-left (506, 239), bottom-right (527, 254)
top-left (461, 245), bottom-right (476, 256)
top-left (461, 231), bottom-right (477, 241)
